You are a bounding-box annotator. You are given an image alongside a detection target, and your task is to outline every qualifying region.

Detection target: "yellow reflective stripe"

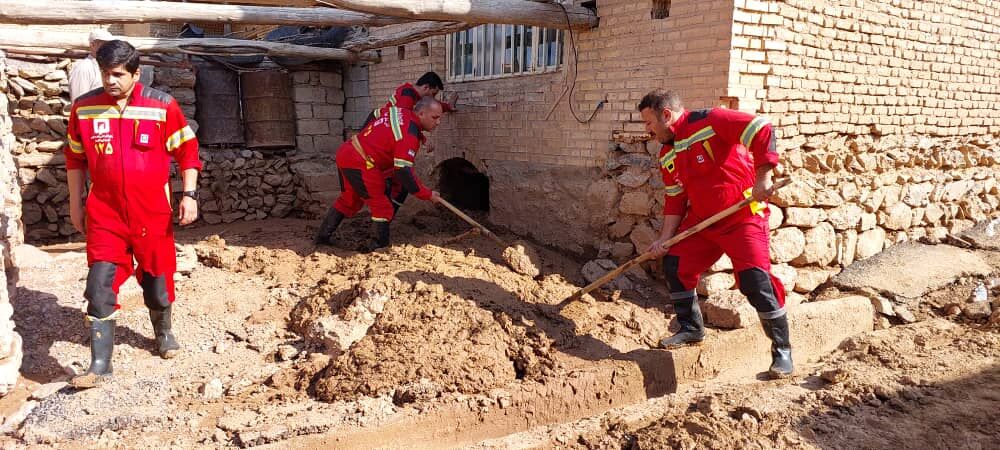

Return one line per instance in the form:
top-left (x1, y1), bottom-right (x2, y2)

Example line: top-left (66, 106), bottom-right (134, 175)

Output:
top-left (77, 105), bottom-right (119, 120)
top-left (388, 107), bottom-right (403, 141)
top-left (68, 136), bottom-right (84, 154)
top-left (740, 116), bottom-right (769, 148)
top-left (658, 149), bottom-right (676, 167)
top-left (165, 125), bottom-right (196, 152)
top-left (674, 126), bottom-right (715, 152)
top-left (393, 158), bottom-right (413, 168)
top-left (122, 107), bottom-right (167, 121)
top-left (372, 217), bottom-right (389, 222)
top-left (665, 184), bottom-right (684, 197)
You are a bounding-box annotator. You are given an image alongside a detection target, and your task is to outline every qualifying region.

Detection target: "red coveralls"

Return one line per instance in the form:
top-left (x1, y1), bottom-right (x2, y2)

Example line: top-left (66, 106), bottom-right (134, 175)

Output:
top-left (65, 83), bottom-right (201, 315)
top-left (659, 108), bottom-right (786, 314)
top-left (333, 106), bottom-right (432, 222)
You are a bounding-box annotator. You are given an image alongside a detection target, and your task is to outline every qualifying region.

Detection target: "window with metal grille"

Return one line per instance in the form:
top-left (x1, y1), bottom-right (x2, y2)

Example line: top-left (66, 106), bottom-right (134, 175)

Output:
top-left (446, 24), bottom-right (563, 82)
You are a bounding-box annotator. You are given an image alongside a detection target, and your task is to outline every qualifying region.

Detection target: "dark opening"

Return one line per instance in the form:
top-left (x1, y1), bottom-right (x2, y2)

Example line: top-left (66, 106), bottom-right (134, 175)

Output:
top-left (397, 45), bottom-right (406, 60)
top-left (420, 41), bottom-right (430, 57)
top-left (435, 158), bottom-right (490, 211)
top-left (652, 0), bottom-right (670, 19)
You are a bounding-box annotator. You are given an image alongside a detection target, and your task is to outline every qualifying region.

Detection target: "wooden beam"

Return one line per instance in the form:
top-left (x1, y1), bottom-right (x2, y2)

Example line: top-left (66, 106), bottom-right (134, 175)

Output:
top-left (323, 0), bottom-right (598, 30)
top-left (0, 0), bottom-right (409, 27)
top-left (2, 46), bottom-right (191, 68)
top-left (0, 29), bottom-right (374, 62)
top-left (340, 21), bottom-right (473, 51)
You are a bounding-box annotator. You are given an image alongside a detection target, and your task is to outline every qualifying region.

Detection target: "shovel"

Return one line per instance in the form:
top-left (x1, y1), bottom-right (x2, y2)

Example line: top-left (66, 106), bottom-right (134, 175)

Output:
top-left (565, 178), bottom-right (792, 301)
top-left (436, 198), bottom-right (542, 277)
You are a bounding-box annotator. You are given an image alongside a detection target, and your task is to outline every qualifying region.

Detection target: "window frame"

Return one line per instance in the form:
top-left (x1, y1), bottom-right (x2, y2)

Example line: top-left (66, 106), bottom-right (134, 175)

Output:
top-left (446, 24), bottom-right (563, 82)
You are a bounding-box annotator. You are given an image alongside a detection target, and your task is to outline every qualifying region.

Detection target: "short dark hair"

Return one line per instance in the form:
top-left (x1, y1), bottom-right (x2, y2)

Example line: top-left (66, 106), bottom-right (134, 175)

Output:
top-left (96, 40), bottom-right (140, 73)
top-left (637, 89), bottom-right (683, 112)
top-left (415, 71), bottom-right (444, 90)
top-left (413, 96), bottom-right (441, 113)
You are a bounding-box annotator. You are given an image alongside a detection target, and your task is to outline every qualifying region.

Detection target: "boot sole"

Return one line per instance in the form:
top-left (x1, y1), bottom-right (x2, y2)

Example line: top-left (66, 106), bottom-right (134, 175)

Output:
top-left (160, 348), bottom-right (180, 359)
top-left (659, 340), bottom-right (705, 350)
top-left (70, 372), bottom-right (111, 389)
top-left (767, 369), bottom-right (793, 380)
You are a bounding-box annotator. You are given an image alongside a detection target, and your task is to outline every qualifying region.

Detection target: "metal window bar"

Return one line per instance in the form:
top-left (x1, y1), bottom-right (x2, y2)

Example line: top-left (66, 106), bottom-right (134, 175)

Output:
top-left (447, 24), bottom-right (562, 81)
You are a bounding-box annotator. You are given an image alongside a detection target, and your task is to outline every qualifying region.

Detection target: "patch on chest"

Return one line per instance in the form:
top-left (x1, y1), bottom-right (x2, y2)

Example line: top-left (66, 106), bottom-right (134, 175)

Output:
top-left (139, 133), bottom-right (150, 145)
top-left (696, 154), bottom-right (705, 163)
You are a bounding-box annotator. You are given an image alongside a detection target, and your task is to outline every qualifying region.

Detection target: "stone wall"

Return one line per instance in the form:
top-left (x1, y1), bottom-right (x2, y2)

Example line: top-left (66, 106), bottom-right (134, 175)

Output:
top-left (5, 57), bottom-right (75, 243)
top-left (0, 51), bottom-right (25, 396)
top-left (289, 69), bottom-right (346, 213)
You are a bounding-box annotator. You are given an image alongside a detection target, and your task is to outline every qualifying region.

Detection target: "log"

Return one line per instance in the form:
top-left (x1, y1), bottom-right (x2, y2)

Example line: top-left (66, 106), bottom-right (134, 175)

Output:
top-left (324, 0), bottom-right (598, 30)
top-left (0, 29), bottom-right (375, 62)
top-left (2, 46), bottom-right (191, 68)
top-left (0, 0), bottom-right (408, 27)
top-left (340, 21), bottom-right (474, 51)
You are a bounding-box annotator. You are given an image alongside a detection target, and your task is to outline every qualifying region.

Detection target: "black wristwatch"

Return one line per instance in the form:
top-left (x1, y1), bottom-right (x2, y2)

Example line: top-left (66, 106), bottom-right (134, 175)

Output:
top-left (182, 190), bottom-right (199, 201)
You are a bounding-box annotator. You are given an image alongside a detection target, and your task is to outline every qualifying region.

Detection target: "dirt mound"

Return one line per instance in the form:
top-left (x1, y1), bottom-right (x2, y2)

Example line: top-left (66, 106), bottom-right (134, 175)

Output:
top-left (285, 244), bottom-right (575, 403)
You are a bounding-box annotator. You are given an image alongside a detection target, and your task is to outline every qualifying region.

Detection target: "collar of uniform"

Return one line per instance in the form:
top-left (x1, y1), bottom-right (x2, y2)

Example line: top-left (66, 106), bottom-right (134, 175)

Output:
top-left (668, 108), bottom-right (690, 138)
top-left (101, 81), bottom-right (145, 109)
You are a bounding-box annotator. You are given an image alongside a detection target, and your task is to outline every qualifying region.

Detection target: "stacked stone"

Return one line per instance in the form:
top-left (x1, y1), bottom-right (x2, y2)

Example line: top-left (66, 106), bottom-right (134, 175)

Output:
top-left (152, 65), bottom-right (198, 133)
top-left (0, 51), bottom-right (25, 396)
top-left (343, 64), bottom-right (372, 134)
top-left (197, 149), bottom-right (304, 225)
top-left (594, 133), bottom-right (1000, 299)
top-left (4, 58), bottom-right (74, 242)
top-left (292, 70), bottom-right (345, 155)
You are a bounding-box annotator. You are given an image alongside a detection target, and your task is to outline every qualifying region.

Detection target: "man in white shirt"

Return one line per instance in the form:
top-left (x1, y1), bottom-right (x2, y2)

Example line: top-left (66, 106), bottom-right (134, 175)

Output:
top-left (69, 29), bottom-right (113, 101)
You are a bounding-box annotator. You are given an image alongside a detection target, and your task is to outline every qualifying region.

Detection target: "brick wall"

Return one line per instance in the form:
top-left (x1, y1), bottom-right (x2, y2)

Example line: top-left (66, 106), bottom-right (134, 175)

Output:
top-left (368, 0), bottom-right (735, 251)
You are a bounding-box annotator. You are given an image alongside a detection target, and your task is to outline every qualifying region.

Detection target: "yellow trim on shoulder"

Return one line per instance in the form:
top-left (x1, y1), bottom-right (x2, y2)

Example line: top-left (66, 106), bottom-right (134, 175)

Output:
top-left (122, 106), bottom-right (167, 122)
top-left (673, 126), bottom-right (715, 152)
top-left (76, 105), bottom-right (119, 120)
top-left (740, 116), bottom-right (769, 148)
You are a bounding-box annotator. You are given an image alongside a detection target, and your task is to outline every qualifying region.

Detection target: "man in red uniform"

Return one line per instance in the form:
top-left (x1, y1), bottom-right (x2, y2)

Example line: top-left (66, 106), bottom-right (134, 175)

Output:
top-left (64, 40), bottom-right (201, 387)
top-left (314, 97), bottom-right (443, 250)
top-left (638, 89), bottom-right (793, 379)
top-left (365, 71), bottom-right (455, 127)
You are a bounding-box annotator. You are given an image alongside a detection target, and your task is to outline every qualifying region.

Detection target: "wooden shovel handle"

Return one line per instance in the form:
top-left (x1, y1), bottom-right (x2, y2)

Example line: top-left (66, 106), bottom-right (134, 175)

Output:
top-left (436, 198), bottom-right (506, 246)
top-left (570, 178), bottom-right (791, 299)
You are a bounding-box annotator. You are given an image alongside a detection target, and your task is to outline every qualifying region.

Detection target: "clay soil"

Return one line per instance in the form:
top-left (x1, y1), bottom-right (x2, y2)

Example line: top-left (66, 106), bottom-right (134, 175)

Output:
top-left (0, 211), bottom-right (997, 449)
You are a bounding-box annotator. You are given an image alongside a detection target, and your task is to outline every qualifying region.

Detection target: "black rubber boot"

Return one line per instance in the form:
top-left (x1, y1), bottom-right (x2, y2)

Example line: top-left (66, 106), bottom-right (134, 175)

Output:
top-left (71, 317), bottom-right (115, 389)
top-left (660, 296), bottom-right (706, 349)
top-left (761, 314), bottom-right (794, 379)
top-left (150, 305), bottom-right (181, 359)
top-left (358, 221), bottom-right (391, 253)
top-left (314, 208), bottom-right (345, 245)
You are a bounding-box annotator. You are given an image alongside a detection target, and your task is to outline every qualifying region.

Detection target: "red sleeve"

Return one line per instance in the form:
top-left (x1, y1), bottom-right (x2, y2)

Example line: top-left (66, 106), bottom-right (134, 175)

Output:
top-left (393, 84), bottom-right (420, 110)
top-left (440, 101), bottom-right (454, 113)
top-left (164, 99), bottom-right (202, 171)
top-left (709, 108), bottom-right (779, 169)
top-left (64, 105), bottom-right (87, 170)
top-left (392, 117), bottom-right (432, 200)
top-left (659, 144), bottom-right (688, 216)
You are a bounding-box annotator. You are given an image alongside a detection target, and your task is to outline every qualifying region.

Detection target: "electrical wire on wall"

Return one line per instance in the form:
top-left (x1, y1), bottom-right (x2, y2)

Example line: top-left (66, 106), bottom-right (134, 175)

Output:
top-left (544, 1), bottom-right (605, 123)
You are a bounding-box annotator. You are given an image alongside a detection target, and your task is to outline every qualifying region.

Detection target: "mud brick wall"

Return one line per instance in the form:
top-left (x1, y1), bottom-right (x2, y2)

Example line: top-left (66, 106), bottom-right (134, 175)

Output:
top-left (289, 69), bottom-right (346, 213)
top-left (368, 0), bottom-right (736, 252)
top-left (0, 51), bottom-right (25, 397)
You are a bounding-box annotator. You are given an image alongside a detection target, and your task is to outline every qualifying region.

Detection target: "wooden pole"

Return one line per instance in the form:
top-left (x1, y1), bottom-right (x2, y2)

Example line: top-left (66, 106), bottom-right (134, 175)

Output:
top-left (2, 46), bottom-right (190, 68)
top-left (566, 179), bottom-right (793, 300)
top-left (323, 0), bottom-right (598, 30)
top-left (340, 21), bottom-right (473, 51)
top-left (0, 0), bottom-right (409, 27)
top-left (0, 29), bottom-right (374, 62)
